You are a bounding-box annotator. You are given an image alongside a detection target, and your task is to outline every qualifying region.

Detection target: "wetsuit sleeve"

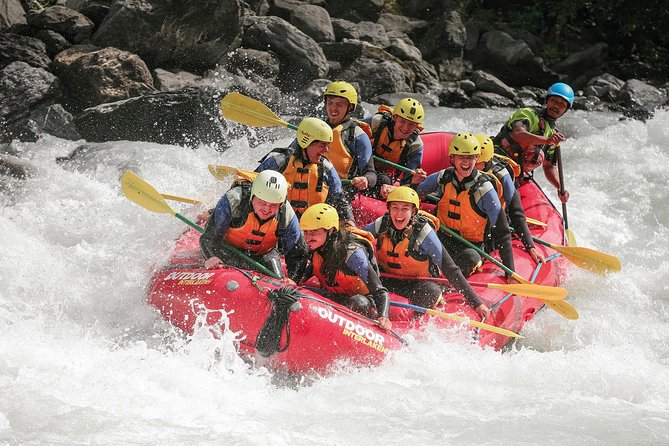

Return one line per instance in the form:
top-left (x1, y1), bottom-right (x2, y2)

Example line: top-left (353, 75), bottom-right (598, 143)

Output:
top-left (415, 171), bottom-right (441, 198)
top-left (363, 220), bottom-right (378, 237)
top-left (419, 231), bottom-right (483, 309)
top-left (507, 190), bottom-right (535, 250)
top-left (279, 208), bottom-right (308, 280)
top-left (352, 129), bottom-right (377, 188)
top-left (478, 190), bottom-right (515, 272)
top-left (346, 248), bottom-right (390, 318)
top-left (398, 139), bottom-right (424, 185)
top-left (501, 174), bottom-right (516, 204)
top-left (325, 165), bottom-right (354, 221)
top-left (199, 196), bottom-right (233, 259)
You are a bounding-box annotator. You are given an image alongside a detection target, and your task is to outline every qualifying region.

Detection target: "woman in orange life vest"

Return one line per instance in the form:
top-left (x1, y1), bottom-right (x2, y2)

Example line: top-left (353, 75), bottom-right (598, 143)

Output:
top-left (364, 187), bottom-right (490, 318)
top-left (298, 203), bottom-right (392, 331)
top-left (200, 170), bottom-right (307, 282)
top-left (322, 81), bottom-right (378, 196)
top-left (256, 117), bottom-right (354, 223)
top-left (362, 98), bottom-right (428, 199)
top-left (493, 82), bottom-right (574, 203)
top-left (414, 133), bottom-right (516, 280)
top-left (475, 134), bottom-right (545, 265)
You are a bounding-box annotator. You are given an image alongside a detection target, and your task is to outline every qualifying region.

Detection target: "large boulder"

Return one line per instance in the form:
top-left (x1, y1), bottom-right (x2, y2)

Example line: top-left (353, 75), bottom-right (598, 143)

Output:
top-left (377, 12), bottom-right (428, 36)
top-left (73, 88), bottom-right (228, 148)
top-left (26, 5), bottom-right (94, 44)
top-left (616, 79), bottom-right (667, 108)
top-left (325, 0), bottom-right (384, 23)
top-left (0, 61), bottom-right (65, 142)
top-left (417, 10), bottom-right (466, 62)
top-left (470, 70), bottom-right (516, 100)
top-left (468, 30), bottom-right (559, 87)
top-left (290, 4), bottom-right (334, 43)
top-left (583, 73), bottom-right (624, 101)
top-left (331, 18), bottom-right (390, 47)
top-left (52, 45), bottom-right (156, 112)
top-left (92, 0), bottom-right (242, 72)
top-left (0, 32), bottom-right (51, 70)
top-left (552, 42), bottom-right (608, 89)
top-left (242, 15), bottom-right (328, 91)
top-left (0, 0), bottom-right (27, 33)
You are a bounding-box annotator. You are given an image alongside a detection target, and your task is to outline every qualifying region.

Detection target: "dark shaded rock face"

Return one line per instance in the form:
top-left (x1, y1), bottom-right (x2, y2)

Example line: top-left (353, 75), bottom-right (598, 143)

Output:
top-left (92, 0), bottom-right (242, 72)
top-left (26, 5), bottom-right (95, 44)
top-left (0, 61), bottom-right (63, 143)
top-left (0, 33), bottom-right (51, 71)
top-left (0, 0), bottom-right (28, 33)
top-left (73, 88), bottom-right (229, 148)
top-left (242, 15), bottom-right (329, 92)
top-left (53, 45), bottom-right (156, 112)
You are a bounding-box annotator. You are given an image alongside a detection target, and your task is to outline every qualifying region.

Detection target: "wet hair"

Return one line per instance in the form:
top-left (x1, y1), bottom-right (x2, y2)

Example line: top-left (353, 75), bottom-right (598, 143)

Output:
top-left (319, 226), bottom-right (357, 283)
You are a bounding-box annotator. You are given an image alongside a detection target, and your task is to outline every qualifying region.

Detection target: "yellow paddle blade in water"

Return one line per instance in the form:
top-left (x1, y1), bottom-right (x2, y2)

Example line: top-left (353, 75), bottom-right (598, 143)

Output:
top-left (425, 308), bottom-right (524, 338)
top-left (566, 228), bottom-right (577, 246)
top-left (208, 165), bottom-right (258, 182)
top-left (121, 171), bottom-right (175, 215)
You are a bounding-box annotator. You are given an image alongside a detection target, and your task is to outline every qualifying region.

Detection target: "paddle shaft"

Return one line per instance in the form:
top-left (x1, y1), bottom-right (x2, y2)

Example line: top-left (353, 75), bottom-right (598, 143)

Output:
top-left (556, 145), bottom-right (570, 230)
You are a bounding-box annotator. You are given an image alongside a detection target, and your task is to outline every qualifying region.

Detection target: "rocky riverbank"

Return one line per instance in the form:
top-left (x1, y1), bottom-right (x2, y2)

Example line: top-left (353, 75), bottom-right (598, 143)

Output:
top-left (1, 0), bottom-right (667, 169)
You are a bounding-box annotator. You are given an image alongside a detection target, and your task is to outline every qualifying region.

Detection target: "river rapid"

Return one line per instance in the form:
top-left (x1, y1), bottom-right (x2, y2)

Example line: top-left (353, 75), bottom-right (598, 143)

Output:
top-left (1, 106), bottom-right (667, 445)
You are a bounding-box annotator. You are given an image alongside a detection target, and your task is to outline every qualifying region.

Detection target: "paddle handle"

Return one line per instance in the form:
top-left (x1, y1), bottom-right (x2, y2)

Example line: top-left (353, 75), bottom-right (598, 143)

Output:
top-left (287, 123), bottom-right (298, 131)
top-left (176, 213), bottom-right (205, 233)
top-left (372, 156), bottom-right (415, 174)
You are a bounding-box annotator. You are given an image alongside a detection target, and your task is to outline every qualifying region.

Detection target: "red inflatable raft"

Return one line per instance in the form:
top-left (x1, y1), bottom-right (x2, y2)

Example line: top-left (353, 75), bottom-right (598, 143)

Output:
top-left (146, 132), bottom-right (568, 376)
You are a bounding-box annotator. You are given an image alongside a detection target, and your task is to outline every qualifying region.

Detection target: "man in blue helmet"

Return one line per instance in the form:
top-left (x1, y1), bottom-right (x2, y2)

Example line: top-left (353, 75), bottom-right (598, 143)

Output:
top-left (493, 82), bottom-right (574, 203)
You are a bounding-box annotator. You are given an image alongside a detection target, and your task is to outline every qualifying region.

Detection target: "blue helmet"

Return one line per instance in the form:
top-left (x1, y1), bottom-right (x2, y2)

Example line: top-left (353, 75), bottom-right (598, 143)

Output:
top-left (547, 82), bottom-right (574, 107)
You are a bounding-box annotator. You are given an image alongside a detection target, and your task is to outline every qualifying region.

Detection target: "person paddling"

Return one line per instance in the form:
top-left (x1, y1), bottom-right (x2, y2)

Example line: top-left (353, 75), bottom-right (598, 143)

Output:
top-left (414, 133), bottom-right (516, 280)
top-left (364, 186), bottom-right (490, 318)
top-left (494, 82), bottom-right (574, 203)
top-left (256, 117), bottom-right (354, 224)
top-left (322, 81), bottom-right (378, 196)
top-left (299, 203), bottom-right (392, 331)
top-left (475, 134), bottom-right (544, 265)
top-left (200, 170), bottom-right (306, 281)
top-left (362, 98), bottom-right (428, 198)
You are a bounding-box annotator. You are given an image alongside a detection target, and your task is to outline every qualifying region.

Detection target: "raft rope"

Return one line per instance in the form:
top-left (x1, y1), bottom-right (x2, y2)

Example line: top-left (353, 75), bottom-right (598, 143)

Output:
top-left (256, 286), bottom-right (306, 357)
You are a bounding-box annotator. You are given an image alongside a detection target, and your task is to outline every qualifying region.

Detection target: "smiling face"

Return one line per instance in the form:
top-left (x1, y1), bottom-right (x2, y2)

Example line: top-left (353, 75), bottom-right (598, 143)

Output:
top-left (388, 201), bottom-right (416, 230)
top-left (303, 228), bottom-right (330, 251)
top-left (251, 196), bottom-right (282, 220)
top-left (305, 140), bottom-right (329, 164)
top-left (450, 154), bottom-right (479, 181)
top-left (393, 115), bottom-right (419, 140)
top-left (546, 95), bottom-right (569, 119)
top-left (325, 96), bottom-right (351, 126)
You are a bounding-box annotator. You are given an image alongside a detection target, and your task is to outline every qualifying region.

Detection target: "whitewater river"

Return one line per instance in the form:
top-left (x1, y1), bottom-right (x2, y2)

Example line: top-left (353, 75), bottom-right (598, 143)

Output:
top-left (1, 105), bottom-right (667, 445)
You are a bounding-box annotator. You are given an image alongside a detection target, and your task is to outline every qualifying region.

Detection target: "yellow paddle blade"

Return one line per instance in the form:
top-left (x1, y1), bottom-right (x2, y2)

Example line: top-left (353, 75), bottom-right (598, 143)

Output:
top-left (526, 217), bottom-right (547, 227)
top-left (208, 165), bottom-right (258, 182)
top-left (543, 299), bottom-right (579, 320)
top-left (220, 92), bottom-right (289, 128)
top-left (551, 244), bottom-right (621, 275)
top-left (425, 309), bottom-right (524, 338)
top-left (121, 171), bottom-right (175, 215)
top-left (160, 193), bottom-right (202, 205)
top-left (486, 282), bottom-right (567, 301)
top-left (566, 228), bottom-right (577, 246)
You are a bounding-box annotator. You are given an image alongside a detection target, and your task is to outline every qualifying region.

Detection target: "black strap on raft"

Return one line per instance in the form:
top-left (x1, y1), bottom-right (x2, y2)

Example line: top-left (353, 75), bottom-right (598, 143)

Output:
top-left (256, 286), bottom-right (305, 357)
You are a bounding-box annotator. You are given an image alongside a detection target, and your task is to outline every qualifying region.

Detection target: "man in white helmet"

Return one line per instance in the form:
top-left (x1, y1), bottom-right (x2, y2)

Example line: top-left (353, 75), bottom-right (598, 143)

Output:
top-left (200, 170), bottom-right (307, 281)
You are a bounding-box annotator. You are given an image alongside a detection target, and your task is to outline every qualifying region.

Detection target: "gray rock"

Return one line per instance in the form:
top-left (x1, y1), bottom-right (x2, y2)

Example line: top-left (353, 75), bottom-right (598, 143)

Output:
top-left (153, 68), bottom-right (207, 92)
top-left (469, 30), bottom-right (559, 87)
top-left (338, 56), bottom-right (412, 97)
top-left (458, 79), bottom-right (476, 94)
top-left (0, 0), bottom-right (27, 33)
top-left (0, 61), bottom-right (63, 143)
top-left (553, 43), bottom-right (608, 87)
top-left (0, 153), bottom-right (37, 180)
top-left (408, 59), bottom-right (440, 90)
top-left (268, 0), bottom-right (306, 21)
top-left (52, 45), bottom-right (156, 112)
top-left (290, 4), bottom-right (334, 42)
top-left (26, 5), bottom-right (94, 43)
top-left (369, 91), bottom-right (438, 107)
top-left (470, 70), bottom-right (516, 100)
top-left (73, 88), bottom-right (228, 148)
top-left (242, 15), bottom-right (328, 91)
top-left (437, 57), bottom-right (465, 81)
top-left (583, 73), bottom-right (624, 100)
top-left (377, 12), bottom-right (428, 36)
top-left (93, 0), bottom-right (242, 72)
top-left (417, 10), bottom-right (465, 61)
top-left (31, 103), bottom-right (80, 140)
top-left (223, 48), bottom-right (280, 80)
top-left (617, 79), bottom-right (667, 108)
top-left (467, 91), bottom-right (515, 108)
top-left (438, 86), bottom-right (469, 108)
top-left (331, 18), bottom-right (390, 47)
top-left (385, 30), bottom-right (422, 62)
top-left (0, 32), bottom-right (51, 70)
top-left (34, 29), bottom-right (71, 58)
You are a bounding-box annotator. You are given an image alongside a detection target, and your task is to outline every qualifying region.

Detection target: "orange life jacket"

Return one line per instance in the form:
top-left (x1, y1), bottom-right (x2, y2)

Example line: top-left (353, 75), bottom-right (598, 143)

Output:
top-left (281, 153), bottom-right (329, 216)
top-left (370, 105), bottom-right (422, 176)
top-left (311, 229), bottom-right (377, 296)
top-left (436, 168), bottom-right (496, 243)
top-left (373, 211), bottom-right (439, 277)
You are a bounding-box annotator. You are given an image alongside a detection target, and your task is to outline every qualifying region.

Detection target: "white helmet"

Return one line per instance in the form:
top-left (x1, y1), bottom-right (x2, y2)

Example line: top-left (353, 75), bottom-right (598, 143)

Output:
top-left (251, 170), bottom-right (288, 204)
